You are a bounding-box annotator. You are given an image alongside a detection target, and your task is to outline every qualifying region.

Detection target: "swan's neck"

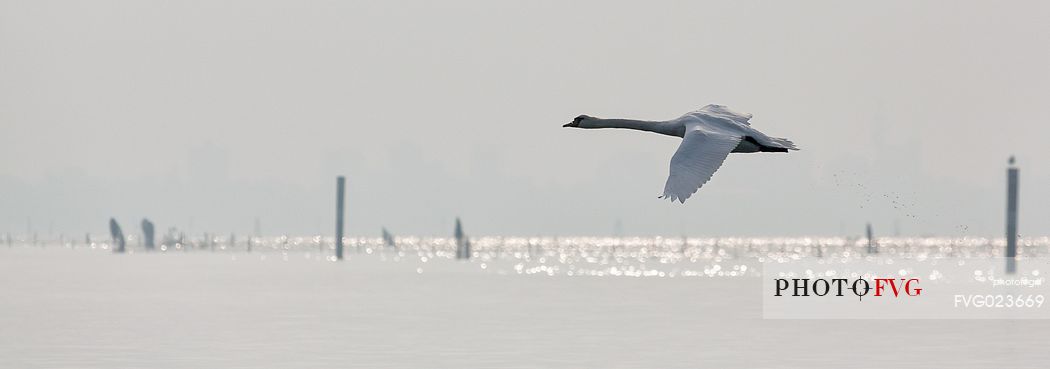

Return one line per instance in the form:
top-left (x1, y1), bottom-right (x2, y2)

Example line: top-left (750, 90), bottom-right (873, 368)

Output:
top-left (581, 118), bottom-right (680, 136)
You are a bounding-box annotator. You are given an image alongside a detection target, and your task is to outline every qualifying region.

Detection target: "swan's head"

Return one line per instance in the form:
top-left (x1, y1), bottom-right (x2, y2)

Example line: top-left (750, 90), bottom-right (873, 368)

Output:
top-left (563, 115), bottom-right (592, 128)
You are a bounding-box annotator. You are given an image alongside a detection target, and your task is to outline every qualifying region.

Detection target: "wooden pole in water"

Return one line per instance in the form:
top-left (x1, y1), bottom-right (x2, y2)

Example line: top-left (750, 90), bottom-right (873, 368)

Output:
top-left (335, 176), bottom-right (346, 260)
top-left (1006, 156), bottom-right (1019, 274)
top-left (866, 223), bottom-right (877, 254)
top-left (865, 222), bottom-right (873, 254)
top-left (109, 218), bottom-right (125, 253)
top-left (454, 217), bottom-right (464, 259)
top-left (454, 217), bottom-right (470, 259)
top-left (141, 218), bottom-right (155, 251)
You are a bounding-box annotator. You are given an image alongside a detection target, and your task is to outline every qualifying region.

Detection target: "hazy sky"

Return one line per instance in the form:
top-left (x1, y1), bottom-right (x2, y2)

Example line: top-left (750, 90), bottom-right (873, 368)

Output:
top-left (2, 1), bottom-right (1048, 237)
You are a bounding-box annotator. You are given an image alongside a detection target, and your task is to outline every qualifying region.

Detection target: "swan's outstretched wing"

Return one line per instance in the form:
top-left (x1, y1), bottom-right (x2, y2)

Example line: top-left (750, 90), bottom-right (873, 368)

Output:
top-left (693, 104), bottom-right (752, 126)
top-left (661, 129), bottom-right (742, 203)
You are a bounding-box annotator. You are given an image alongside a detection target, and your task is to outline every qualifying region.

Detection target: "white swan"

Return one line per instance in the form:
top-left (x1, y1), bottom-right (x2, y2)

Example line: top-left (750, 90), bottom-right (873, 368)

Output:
top-left (563, 104), bottom-right (798, 203)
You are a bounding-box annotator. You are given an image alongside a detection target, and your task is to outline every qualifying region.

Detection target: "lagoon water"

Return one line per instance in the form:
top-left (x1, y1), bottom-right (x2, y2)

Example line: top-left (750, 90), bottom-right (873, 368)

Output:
top-left (3, 237), bottom-right (1049, 368)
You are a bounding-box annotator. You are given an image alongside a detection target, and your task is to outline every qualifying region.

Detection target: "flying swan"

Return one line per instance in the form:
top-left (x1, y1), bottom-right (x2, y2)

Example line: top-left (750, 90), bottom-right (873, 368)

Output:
top-left (563, 104), bottom-right (798, 203)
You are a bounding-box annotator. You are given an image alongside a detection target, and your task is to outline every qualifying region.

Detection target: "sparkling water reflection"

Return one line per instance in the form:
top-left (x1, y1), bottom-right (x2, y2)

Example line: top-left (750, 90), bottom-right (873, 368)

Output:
top-left (15, 235), bottom-right (1050, 278)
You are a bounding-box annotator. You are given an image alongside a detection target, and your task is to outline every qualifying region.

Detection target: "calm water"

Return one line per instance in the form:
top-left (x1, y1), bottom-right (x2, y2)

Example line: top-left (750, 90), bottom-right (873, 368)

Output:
top-left (2, 237), bottom-right (1049, 368)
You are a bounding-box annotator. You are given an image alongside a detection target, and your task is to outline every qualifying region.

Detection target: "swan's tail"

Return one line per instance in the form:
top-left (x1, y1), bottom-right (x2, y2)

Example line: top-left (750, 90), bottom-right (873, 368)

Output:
top-left (765, 137), bottom-right (799, 151)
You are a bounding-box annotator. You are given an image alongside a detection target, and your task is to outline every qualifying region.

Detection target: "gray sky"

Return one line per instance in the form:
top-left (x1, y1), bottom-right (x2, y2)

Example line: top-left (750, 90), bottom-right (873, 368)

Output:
top-left (2, 0), bottom-right (1048, 237)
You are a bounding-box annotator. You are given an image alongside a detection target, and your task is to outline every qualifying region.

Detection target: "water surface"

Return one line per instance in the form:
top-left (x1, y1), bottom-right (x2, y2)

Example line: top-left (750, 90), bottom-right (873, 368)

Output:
top-left (2, 238), bottom-right (1048, 368)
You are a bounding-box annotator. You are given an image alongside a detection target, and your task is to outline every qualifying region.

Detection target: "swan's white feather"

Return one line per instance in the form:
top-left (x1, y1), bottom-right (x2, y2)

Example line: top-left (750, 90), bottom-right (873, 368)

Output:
top-left (661, 125), bottom-right (742, 203)
top-left (684, 105), bottom-right (798, 150)
top-left (690, 104), bottom-right (753, 126)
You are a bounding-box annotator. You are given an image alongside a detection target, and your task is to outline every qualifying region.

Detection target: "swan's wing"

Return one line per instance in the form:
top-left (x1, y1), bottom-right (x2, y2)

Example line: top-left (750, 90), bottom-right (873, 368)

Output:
top-left (691, 104), bottom-right (752, 126)
top-left (661, 129), bottom-right (742, 203)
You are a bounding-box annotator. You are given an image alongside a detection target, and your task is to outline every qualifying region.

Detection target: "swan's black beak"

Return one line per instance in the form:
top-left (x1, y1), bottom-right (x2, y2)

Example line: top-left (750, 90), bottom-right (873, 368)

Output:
top-left (564, 116), bottom-right (583, 127)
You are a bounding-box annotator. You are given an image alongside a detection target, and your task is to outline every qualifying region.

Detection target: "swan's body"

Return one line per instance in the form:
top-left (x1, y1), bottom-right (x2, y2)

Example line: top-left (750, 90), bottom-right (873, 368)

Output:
top-left (563, 104), bottom-right (798, 203)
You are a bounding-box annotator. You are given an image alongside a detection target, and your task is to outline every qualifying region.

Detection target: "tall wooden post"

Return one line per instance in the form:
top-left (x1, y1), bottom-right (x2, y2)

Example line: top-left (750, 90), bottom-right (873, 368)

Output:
top-left (1006, 157), bottom-right (1019, 274)
top-left (454, 217), bottom-right (469, 259)
top-left (866, 223), bottom-right (875, 254)
top-left (454, 218), bottom-right (463, 259)
top-left (335, 176), bottom-right (346, 260)
top-left (109, 218), bottom-right (125, 253)
top-left (141, 218), bottom-right (155, 251)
